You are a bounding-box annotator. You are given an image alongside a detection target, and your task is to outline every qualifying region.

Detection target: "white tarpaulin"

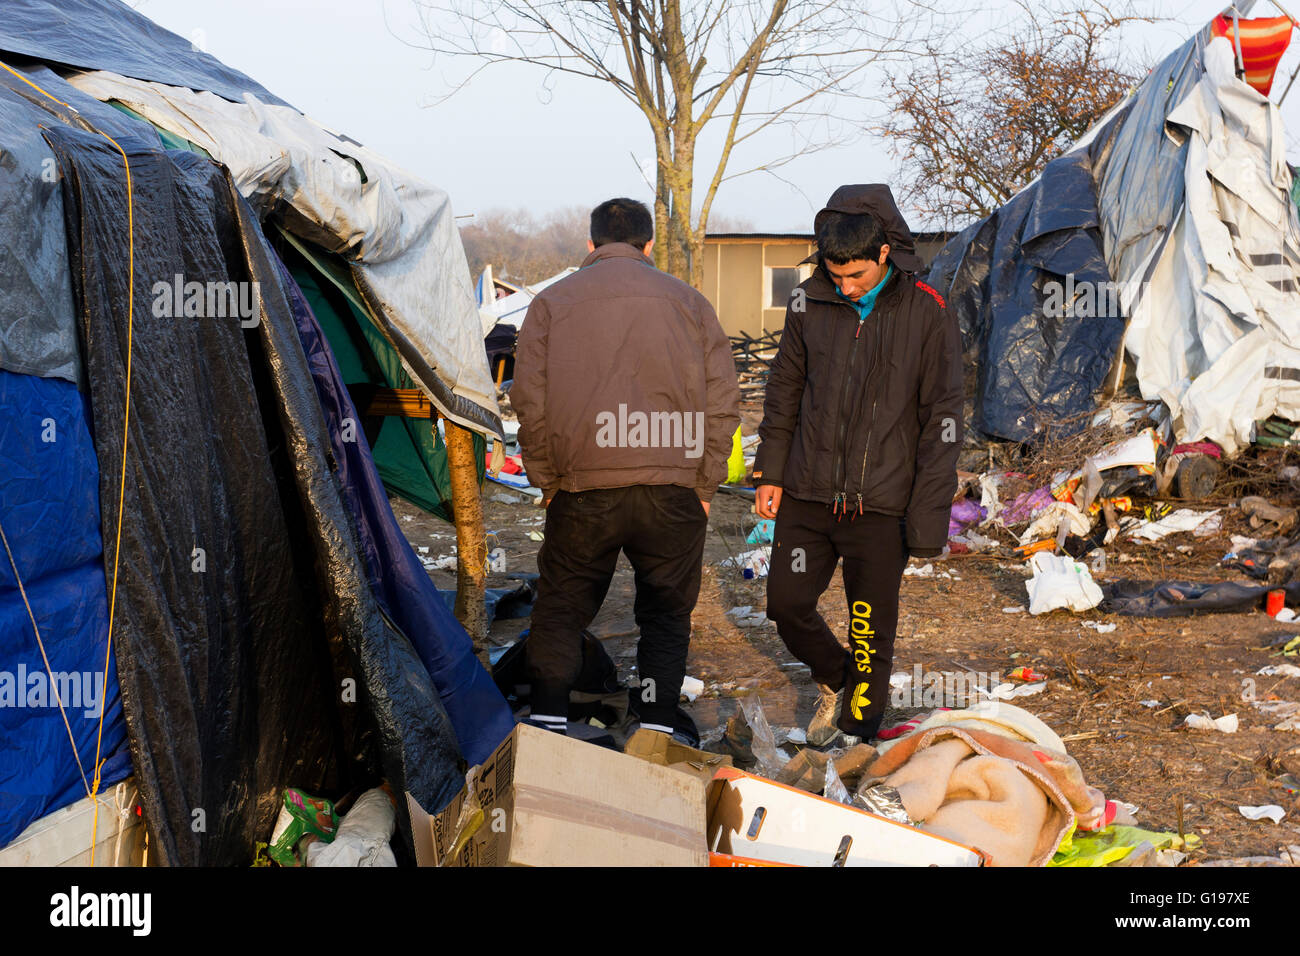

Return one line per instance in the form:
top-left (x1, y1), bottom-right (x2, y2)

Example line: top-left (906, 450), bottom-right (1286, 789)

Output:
top-left (67, 70), bottom-right (502, 436)
top-left (481, 267), bottom-right (578, 333)
top-left (1121, 37), bottom-right (1300, 453)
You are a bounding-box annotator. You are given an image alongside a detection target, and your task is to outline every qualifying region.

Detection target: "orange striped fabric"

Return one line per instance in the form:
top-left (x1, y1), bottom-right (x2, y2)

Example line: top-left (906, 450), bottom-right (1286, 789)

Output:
top-left (1211, 14), bottom-right (1295, 95)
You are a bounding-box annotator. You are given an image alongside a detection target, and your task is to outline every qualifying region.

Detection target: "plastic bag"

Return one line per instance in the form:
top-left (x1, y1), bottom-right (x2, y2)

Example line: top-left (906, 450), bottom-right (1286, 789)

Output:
top-left (267, 788), bottom-right (338, 867)
top-left (303, 787), bottom-right (398, 867)
top-left (1026, 551), bottom-right (1103, 614)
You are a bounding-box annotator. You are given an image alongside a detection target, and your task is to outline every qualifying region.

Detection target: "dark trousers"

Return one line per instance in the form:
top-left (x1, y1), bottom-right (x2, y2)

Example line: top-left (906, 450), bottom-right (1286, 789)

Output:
top-left (526, 485), bottom-right (707, 728)
top-left (766, 495), bottom-right (909, 739)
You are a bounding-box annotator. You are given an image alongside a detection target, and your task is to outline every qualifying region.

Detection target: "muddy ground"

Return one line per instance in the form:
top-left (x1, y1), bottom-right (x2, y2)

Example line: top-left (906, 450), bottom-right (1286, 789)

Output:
top-left (394, 472), bottom-right (1300, 865)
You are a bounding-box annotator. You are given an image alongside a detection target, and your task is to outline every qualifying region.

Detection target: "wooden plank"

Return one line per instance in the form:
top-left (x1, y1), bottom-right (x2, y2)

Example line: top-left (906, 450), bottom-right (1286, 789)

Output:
top-left (362, 387), bottom-right (436, 419)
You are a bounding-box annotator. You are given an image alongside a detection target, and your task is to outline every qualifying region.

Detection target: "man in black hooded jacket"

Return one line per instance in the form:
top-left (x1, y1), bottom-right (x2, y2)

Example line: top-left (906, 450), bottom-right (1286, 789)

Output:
top-left (753, 184), bottom-right (963, 745)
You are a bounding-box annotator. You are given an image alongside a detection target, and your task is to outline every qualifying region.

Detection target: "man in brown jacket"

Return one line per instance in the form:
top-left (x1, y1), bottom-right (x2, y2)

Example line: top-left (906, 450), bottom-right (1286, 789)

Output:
top-left (512, 197), bottom-right (740, 737)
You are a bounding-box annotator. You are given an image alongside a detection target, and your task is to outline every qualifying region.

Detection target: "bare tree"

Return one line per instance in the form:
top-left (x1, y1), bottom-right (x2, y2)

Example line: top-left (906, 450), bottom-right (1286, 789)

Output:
top-left (880, 1), bottom-right (1153, 229)
top-left (410, 0), bottom-right (940, 288)
top-left (460, 206), bottom-right (589, 285)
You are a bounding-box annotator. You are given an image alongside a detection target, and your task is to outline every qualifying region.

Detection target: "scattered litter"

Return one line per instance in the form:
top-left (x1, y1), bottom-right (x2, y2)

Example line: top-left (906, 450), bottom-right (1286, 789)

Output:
top-left (949, 530), bottom-right (999, 553)
top-left (1252, 699), bottom-right (1300, 730)
top-left (1278, 608), bottom-right (1298, 623)
top-left (417, 545), bottom-right (429, 554)
top-left (1238, 805), bottom-right (1286, 824)
top-left (1018, 501), bottom-right (1092, 547)
top-left (268, 788), bottom-right (338, 867)
top-left (679, 676), bottom-right (704, 702)
top-left (401, 515), bottom-right (412, 522)
top-left (1241, 496), bottom-right (1298, 535)
top-left (1192, 513), bottom-right (1223, 537)
top-left (1114, 801), bottom-right (1141, 821)
top-left (1081, 620), bottom-right (1117, 633)
top-left (786, 728), bottom-right (807, 745)
top-left (1183, 713), bottom-right (1239, 733)
top-left (822, 758), bottom-right (851, 805)
top-left (746, 519), bottom-right (774, 545)
top-left (490, 492), bottom-right (521, 505)
top-left (732, 695), bottom-right (787, 778)
top-left (1025, 551), bottom-right (1103, 614)
top-left (304, 787), bottom-right (397, 867)
top-left (988, 680), bottom-right (1047, 699)
top-left (1140, 700), bottom-right (1161, 708)
top-left (854, 783), bottom-right (912, 824)
top-left (1006, 666), bottom-right (1046, 682)
top-left (726, 605), bottom-right (769, 627)
top-left (721, 547), bottom-right (771, 578)
top-left (1258, 664), bottom-right (1300, 678)
top-left (1124, 508), bottom-right (1220, 542)
top-left (1002, 605), bottom-right (1027, 613)
top-left (527, 530), bottom-right (544, 541)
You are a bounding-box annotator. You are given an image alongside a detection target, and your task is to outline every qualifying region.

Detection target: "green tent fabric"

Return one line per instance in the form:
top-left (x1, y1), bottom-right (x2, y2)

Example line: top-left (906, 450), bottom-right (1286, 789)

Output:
top-left (277, 229), bottom-right (483, 521)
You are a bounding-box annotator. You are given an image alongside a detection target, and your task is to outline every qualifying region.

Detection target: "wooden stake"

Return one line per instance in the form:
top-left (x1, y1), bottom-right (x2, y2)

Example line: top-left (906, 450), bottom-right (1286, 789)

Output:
top-left (444, 417), bottom-right (488, 645)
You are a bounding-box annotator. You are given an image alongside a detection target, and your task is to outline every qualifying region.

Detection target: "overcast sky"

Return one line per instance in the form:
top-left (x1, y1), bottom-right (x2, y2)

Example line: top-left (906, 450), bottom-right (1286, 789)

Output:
top-left (131, 0), bottom-right (1300, 232)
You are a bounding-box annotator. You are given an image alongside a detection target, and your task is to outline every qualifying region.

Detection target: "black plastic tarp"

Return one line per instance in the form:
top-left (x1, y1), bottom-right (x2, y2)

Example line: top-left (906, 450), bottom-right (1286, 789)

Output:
top-left (1101, 577), bottom-right (1300, 617)
top-left (0, 0), bottom-right (291, 108)
top-left (0, 62), bottom-right (160, 383)
top-left (46, 123), bottom-right (462, 865)
top-left (927, 135), bottom-right (1128, 442)
top-left (925, 25), bottom-right (1213, 444)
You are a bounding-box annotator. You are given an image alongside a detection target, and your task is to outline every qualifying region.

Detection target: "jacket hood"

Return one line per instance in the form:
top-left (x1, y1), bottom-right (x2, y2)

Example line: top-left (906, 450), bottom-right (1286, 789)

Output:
top-left (810, 184), bottom-right (924, 274)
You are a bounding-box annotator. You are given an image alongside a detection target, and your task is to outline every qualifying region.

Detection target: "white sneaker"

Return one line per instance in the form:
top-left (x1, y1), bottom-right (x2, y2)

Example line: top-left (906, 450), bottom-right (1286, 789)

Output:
top-left (807, 683), bottom-right (842, 746)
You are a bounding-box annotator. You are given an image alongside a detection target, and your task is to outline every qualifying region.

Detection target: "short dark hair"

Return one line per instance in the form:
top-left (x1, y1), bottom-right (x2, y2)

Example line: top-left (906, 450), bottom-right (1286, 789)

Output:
top-left (591, 198), bottom-right (653, 248)
top-left (815, 210), bottom-right (887, 265)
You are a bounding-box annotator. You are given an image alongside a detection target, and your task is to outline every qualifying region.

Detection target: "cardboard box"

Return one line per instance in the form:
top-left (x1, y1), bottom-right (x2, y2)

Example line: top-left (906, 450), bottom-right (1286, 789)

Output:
top-left (622, 728), bottom-right (733, 786)
top-left (407, 723), bottom-right (708, 866)
top-left (706, 767), bottom-right (986, 867)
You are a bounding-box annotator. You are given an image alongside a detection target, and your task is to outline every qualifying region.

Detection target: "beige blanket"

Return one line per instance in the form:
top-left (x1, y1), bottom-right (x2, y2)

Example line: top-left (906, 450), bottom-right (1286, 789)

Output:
top-left (867, 722), bottom-right (1105, 867)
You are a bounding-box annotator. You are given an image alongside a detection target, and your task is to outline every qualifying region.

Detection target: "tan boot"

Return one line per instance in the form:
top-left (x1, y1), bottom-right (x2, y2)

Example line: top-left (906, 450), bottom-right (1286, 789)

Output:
top-left (806, 683), bottom-right (842, 746)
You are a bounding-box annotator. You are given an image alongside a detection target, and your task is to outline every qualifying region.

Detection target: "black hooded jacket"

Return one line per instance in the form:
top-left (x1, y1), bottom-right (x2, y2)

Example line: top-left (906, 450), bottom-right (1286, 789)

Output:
top-left (753, 184), bottom-right (963, 556)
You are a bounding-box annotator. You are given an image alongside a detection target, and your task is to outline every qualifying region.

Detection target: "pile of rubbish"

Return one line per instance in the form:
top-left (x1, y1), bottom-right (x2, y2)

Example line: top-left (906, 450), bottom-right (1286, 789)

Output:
top-left (389, 686), bottom-right (1197, 867)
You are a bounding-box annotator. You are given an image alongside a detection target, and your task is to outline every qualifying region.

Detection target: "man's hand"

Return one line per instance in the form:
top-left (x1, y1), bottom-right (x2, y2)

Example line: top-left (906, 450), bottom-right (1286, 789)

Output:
top-left (755, 484), bottom-right (782, 520)
top-left (700, 498), bottom-right (710, 518)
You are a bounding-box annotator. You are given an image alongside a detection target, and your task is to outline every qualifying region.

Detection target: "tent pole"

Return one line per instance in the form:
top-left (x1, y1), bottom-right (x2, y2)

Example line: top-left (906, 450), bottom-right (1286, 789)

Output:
top-left (444, 418), bottom-right (489, 645)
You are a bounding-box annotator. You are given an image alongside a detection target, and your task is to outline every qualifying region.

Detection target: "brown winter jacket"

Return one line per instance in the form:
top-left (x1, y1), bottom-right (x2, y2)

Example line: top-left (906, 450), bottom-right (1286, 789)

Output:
top-left (753, 185), bottom-right (964, 555)
top-left (512, 242), bottom-right (740, 501)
